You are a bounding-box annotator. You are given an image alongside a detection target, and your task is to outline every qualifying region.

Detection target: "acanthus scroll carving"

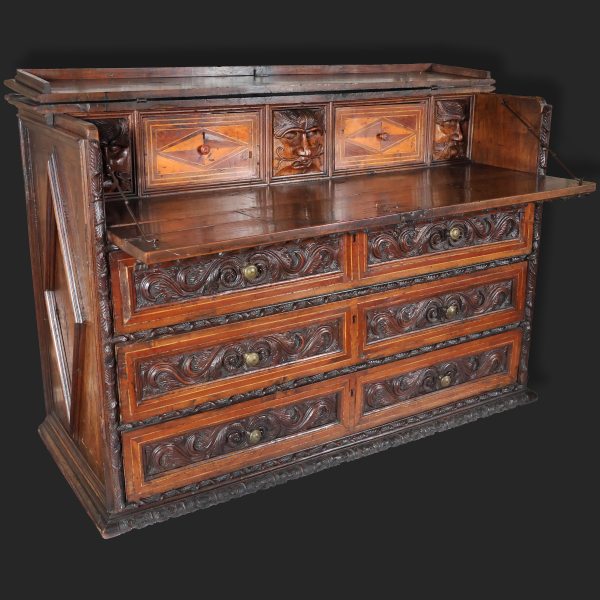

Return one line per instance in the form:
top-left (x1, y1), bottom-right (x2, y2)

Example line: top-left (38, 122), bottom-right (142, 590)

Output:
top-left (143, 393), bottom-right (339, 478)
top-left (367, 208), bottom-right (523, 264)
top-left (363, 346), bottom-right (509, 412)
top-left (366, 279), bottom-right (514, 342)
top-left (134, 236), bottom-right (341, 309)
top-left (138, 320), bottom-right (341, 400)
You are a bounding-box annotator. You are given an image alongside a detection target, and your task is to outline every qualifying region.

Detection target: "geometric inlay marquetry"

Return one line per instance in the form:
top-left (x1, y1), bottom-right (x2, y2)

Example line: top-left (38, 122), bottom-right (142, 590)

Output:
top-left (335, 103), bottom-right (426, 171)
top-left (143, 110), bottom-right (262, 191)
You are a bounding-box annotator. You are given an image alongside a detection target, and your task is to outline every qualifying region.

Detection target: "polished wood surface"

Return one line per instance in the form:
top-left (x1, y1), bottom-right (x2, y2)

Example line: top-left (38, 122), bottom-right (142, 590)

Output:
top-left (107, 164), bottom-right (593, 263)
top-left (6, 64), bottom-right (494, 103)
top-left (6, 63), bottom-right (596, 536)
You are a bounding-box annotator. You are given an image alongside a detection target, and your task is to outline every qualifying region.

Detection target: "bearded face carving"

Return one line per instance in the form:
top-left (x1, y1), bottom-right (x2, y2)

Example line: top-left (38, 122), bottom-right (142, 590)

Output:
top-left (432, 99), bottom-right (470, 161)
top-left (272, 107), bottom-right (326, 177)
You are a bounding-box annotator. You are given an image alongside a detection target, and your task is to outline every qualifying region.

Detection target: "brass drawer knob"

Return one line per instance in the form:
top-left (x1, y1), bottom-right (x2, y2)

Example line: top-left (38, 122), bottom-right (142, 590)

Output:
top-left (198, 144), bottom-right (211, 155)
top-left (445, 304), bottom-right (458, 319)
top-left (449, 226), bottom-right (462, 242)
top-left (439, 374), bottom-right (452, 388)
top-left (242, 264), bottom-right (259, 281)
top-left (248, 429), bottom-right (262, 445)
top-left (377, 132), bottom-right (390, 141)
top-left (243, 351), bottom-right (260, 367)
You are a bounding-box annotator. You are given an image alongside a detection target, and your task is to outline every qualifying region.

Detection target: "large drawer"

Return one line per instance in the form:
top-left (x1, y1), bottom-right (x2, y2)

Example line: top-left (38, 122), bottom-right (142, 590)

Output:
top-left (334, 101), bottom-right (427, 173)
top-left (117, 303), bottom-right (356, 422)
top-left (111, 233), bottom-right (353, 333)
top-left (140, 109), bottom-right (263, 192)
top-left (357, 204), bottom-right (534, 283)
top-left (354, 330), bottom-right (521, 430)
top-left (357, 262), bottom-right (526, 359)
top-left (122, 377), bottom-right (352, 501)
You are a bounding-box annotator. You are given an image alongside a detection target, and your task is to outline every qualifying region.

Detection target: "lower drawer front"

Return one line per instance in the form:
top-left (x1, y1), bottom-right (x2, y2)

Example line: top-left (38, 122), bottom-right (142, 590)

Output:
top-left (354, 330), bottom-right (521, 429)
top-left (118, 303), bottom-right (355, 422)
top-left (122, 378), bottom-right (352, 501)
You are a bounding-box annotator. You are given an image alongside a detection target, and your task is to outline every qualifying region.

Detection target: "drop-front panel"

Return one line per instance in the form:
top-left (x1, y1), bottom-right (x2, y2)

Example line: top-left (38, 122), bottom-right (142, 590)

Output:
top-left (5, 64), bottom-right (595, 537)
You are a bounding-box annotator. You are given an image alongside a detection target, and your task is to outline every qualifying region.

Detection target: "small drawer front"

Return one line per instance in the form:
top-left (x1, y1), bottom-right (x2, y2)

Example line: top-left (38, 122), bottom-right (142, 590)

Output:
top-left (354, 330), bottom-right (521, 429)
top-left (122, 378), bottom-right (352, 501)
top-left (111, 234), bottom-right (352, 333)
top-left (141, 110), bottom-right (262, 191)
top-left (357, 262), bottom-right (527, 359)
top-left (334, 102), bottom-right (427, 173)
top-left (118, 303), bottom-right (356, 422)
top-left (359, 204), bottom-right (534, 282)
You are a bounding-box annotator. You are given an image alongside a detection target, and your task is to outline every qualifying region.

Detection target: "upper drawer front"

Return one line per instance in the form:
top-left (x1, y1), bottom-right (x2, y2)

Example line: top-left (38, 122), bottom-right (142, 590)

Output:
top-left (122, 378), bottom-right (352, 501)
top-left (354, 330), bottom-right (521, 429)
top-left (357, 262), bottom-right (527, 360)
top-left (141, 110), bottom-right (263, 191)
top-left (359, 204), bottom-right (534, 282)
top-left (111, 234), bottom-right (352, 333)
top-left (118, 303), bottom-right (355, 422)
top-left (334, 102), bottom-right (427, 173)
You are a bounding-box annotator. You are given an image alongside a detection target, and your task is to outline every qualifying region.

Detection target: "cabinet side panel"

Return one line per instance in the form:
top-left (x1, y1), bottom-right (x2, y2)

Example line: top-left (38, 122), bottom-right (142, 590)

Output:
top-left (18, 114), bottom-right (107, 486)
top-left (471, 94), bottom-right (550, 174)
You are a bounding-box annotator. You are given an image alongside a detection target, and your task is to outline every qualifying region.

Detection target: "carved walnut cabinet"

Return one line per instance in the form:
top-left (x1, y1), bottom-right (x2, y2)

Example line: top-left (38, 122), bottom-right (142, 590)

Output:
top-left (4, 64), bottom-right (595, 537)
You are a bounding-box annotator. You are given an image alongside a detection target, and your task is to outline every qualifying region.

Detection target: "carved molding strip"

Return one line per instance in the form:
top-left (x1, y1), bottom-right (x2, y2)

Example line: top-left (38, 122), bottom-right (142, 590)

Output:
top-left (363, 346), bottom-right (509, 412)
top-left (138, 320), bottom-right (341, 400)
top-left (89, 139), bottom-right (125, 510)
top-left (114, 254), bottom-right (527, 345)
top-left (143, 393), bottom-right (339, 478)
top-left (134, 235), bottom-right (342, 309)
top-left (120, 322), bottom-right (521, 431)
top-left (107, 385), bottom-right (533, 535)
top-left (366, 279), bottom-right (513, 342)
top-left (518, 202), bottom-right (543, 384)
top-left (538, 103), bottom-right (552, 175)
top-left (367, 208), bottom-right (523, 265)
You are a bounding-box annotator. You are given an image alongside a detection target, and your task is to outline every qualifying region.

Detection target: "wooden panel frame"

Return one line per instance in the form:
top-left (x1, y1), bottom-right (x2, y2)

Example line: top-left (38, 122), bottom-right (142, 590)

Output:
top-left (353, 330), bottom-right (522, 430)
top-left (122, 377), bottom-right (353, 501)
top-left (117, 302), bottom-right (357, 422)
top-left (110, 233), bottom-right (354, 334)
top-left (333, 100), bottom-right (428, 174)
top-left (356, 203), bottom-right (535, 284)
top-left (140, 107), bottom-right (265, 193)
top-left (357, 262), bottom-right (527, 360)
top-left (45, 153), bottom-right (87, 430)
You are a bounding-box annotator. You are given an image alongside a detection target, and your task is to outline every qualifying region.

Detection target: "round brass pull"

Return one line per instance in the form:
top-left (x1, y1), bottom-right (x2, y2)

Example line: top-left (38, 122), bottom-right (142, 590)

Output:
top-left (248, 429), bottom-right (262, 445)
top-left (377, 132), bottom-right (390, 141)
top-left (243, 351), bottom-right (260, 367)
top-left (449, 226), bottom-right (462, 242)
top-left (198, 144), bottom-right (211, 155)
top-left (242, 264), bottom-right (259, 281)
top-left (445, 305), bottom-right (458, 319)
top-left (439, 374), bottom-right (452, 388)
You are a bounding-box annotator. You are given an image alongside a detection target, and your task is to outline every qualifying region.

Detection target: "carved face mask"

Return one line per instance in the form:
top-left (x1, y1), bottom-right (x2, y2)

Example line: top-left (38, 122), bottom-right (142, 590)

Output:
top-left (273, 109), bottom-right (325, 175)
top-left (433, 100), bottom-right (468, 161)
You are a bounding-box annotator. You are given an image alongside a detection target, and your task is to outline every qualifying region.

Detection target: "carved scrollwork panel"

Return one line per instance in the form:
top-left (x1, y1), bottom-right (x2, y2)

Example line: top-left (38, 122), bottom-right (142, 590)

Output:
top-left (363, 346), bottom-right (510, 413)
top-left (143, 392), bottom-right (339, 478)
top-left (367, 208), bottom-right (523, 265)
top-left (134, 235), bottom-right (342, 309)
top-left (366, 279), bottom-right (514, 342)
top-left (137, 320), bottom-right (342, 400)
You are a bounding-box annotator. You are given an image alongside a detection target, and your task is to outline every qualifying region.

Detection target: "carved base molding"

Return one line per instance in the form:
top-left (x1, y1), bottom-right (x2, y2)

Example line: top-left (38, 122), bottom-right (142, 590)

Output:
top-left (41, 385), bottom-right (536, 538)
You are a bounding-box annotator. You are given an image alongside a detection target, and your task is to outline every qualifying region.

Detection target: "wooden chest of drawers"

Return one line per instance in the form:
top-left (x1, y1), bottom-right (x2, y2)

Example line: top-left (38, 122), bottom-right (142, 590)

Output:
top-left (5, 63), bottom-right (595, 537)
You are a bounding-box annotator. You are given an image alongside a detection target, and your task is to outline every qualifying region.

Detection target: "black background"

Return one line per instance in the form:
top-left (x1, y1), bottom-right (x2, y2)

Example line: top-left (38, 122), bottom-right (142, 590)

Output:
top-left (2, 2), bottom-right (598, 591)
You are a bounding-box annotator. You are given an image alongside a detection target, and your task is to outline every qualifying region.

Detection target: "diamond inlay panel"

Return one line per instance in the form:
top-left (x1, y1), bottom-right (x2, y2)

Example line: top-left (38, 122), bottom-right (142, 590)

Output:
top-left (142, 110), bottom-right (262, 191)
top-left (335, 103), bottom-right (426, 172)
